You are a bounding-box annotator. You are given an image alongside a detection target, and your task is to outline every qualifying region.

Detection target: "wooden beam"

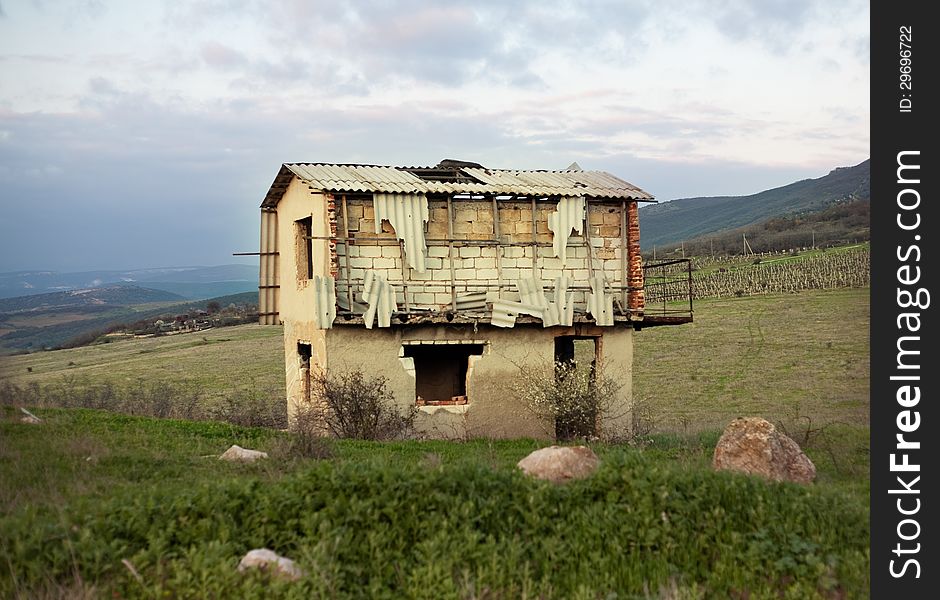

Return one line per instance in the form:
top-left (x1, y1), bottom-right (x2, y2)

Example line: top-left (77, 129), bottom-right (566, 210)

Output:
top-left (530, 197), bottom-right (538, 276)
top-left (447, 195), bottom-right (457, 311)
top-left (341, 195), bottom-right (353, 312)
top-left (492, 195), bottom-right (503, 299)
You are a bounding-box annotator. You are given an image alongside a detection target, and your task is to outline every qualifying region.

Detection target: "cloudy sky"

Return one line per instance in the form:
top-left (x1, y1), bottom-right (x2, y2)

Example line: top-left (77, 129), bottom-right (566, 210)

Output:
top-left (0, 0), bottom-right (869, 272)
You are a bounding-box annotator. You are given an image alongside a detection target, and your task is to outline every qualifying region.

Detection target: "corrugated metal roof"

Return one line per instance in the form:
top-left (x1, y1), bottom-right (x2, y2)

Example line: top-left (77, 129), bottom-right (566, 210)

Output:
top-left (261, 162), bottom-right (654, 206)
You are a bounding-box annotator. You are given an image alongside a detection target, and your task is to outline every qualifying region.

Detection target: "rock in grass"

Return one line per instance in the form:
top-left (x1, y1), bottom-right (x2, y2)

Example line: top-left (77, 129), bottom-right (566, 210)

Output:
top-left (219, 445), bottom-right (268, 463)
top-left (517, 445), bottom-right (599, 483)
top-left (237, 548), bottom-right (304, 581)
top-left (712, 417), bottom-right (816, 484)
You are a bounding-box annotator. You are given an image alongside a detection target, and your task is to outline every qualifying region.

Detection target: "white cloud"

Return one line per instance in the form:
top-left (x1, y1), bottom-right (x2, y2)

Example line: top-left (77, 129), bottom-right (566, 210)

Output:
top-left (0, 0), bottom-right (869, 270)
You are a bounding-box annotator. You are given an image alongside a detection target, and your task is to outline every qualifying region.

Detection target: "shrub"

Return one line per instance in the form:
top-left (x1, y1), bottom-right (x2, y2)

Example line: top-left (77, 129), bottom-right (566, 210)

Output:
top-left (0, 377), bottom-right (286, 430)
top-left (209, 389), bottom-right (286, 429)
top-left (312, 370), bottom-right (416, 440)
top-left (270, 404), bottom-right (335, 460)
top-left (515, 360), bottom-right (625, 441)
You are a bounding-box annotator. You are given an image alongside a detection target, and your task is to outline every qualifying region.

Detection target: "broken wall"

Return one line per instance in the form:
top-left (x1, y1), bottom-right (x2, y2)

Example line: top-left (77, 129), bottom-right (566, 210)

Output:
top-left (333, 197), bottom-right (639, 313)
top-left (314, 323), bottom-right (634, 440)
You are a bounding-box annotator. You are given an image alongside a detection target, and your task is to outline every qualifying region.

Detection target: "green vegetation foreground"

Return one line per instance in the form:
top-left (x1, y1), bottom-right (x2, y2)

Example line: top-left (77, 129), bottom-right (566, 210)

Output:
top-left (1, 409), bottom-right (869, 599)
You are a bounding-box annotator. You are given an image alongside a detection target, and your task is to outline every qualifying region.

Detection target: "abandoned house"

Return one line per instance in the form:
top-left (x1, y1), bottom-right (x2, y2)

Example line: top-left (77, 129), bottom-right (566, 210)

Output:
top-left (256, 159), bottom-right (692, 440)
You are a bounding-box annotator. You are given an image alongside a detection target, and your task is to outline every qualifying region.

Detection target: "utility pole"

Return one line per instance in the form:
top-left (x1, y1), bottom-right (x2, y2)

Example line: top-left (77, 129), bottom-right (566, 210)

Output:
top-left (743, 233), bottom-right (753, 256)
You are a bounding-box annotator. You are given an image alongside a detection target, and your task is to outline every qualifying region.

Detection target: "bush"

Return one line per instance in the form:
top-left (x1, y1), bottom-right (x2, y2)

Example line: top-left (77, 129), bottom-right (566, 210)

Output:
top-left (0, 377), bottom-right (286, 429)
top-left (270, 404), bottom-right (335, 460)
top-left (312, 370), bottom-right (416, 440)
top-left (515, 360), bottom-right (625, 441)
top-left (209, 389), bottom-right (286, 429)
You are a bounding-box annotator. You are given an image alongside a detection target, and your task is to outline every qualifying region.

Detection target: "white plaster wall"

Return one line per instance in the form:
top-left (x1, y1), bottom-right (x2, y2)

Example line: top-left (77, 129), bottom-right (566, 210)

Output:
top-left (323, 324), bottom-right (634, 440)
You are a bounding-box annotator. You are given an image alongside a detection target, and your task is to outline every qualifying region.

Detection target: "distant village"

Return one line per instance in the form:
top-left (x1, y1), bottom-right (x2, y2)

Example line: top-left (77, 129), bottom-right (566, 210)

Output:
top-left (106, 301), bottom-right (258, 341)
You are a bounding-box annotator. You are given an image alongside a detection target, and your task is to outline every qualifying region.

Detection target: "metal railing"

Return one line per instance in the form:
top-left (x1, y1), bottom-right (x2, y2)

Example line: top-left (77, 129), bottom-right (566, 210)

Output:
top-left (643, 259), bottom-right (693, 319)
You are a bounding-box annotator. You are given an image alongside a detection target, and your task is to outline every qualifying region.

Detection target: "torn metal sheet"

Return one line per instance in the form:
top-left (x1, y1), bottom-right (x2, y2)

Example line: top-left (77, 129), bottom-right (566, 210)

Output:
top-left (361, 270), bottom-right (398, 329)
top-left (373, 193), bottom-right (429, 272)
top-left (547, 196), bottom-right (585, 268)
top-left (490, 299), bottom-right (548, 328)
top-left (312, 275), bottom-right (337, 329)
top-left (546, 276), bottom-right (574, 327)
top-left (336, 292), bottom-right (368, 315)
top-left (456, 291), bottom-right (488, 311)
top-left (588, 275), bottom-right (615, 326)
top-left (517, 278), bottom-right (557, 326)
top-left (517, 278), bottom-right (550, 310)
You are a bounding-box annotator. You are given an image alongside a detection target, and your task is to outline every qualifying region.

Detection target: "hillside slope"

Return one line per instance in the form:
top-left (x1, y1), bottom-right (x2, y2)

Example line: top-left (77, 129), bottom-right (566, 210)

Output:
top-left (0, 285), bottom-right (184, 314)
top-left (639, 159), bottom-right (870, 249)
top-left (0, 264), bottom-right (257, 300)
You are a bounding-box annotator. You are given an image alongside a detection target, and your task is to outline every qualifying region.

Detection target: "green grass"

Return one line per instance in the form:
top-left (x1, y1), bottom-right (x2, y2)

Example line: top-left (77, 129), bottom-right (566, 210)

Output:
top-left (0, 287), bottom-right (871, 597)
top-left (0, 323), bottom-right (285, 401)
top-left (634, 287), bottom-right (869, 433)
top-left (1, 408), bottom-right (868, 599)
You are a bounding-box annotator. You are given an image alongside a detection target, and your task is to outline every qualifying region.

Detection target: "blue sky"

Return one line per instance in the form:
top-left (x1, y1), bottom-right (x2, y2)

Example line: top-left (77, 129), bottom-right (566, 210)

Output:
top-left (0, 0), bottom-right (869, 272)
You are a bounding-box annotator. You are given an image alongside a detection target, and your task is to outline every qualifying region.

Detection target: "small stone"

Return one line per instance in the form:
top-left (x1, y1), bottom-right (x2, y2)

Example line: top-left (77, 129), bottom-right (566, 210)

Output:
top-left (517, 445), bottom-right (600, 484)
top-left (219, 445), bottom-right (268, 463)
top-left (712, 417), bottom-right (816, 484)
top-left (237, 548), bottom-right (304, 581)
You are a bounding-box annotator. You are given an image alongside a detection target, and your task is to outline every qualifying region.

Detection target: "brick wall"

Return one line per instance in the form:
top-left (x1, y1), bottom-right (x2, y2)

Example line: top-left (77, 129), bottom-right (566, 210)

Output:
top-left (335, 197), bottom-right (638, 312)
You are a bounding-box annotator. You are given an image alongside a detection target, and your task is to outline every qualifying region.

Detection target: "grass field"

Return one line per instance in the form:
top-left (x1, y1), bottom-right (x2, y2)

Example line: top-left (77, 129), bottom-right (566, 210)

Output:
top-left (1, 407), bottom-right (869, 599)
top-left (634, 287), bottom-right (869, 433)
top-left (0, 287), bottom-right (871, 598)
top-left (0, 324), bottom-right (285, 401)
top-left (1, 288), bottom-right (869, 435)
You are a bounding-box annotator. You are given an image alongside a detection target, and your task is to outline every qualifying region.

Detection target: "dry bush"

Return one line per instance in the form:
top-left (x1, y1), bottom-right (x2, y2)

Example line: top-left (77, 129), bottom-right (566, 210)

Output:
top-left (514, 360), bottom-right (626, 442)
top-left (209, 389), bottom-right (286, 429)
top-left (269, 404), bottom-right (334, 460)
top-left (313, 370), bottom-right (416, 440)
top-left (0, 377), bottom-right (287, 430)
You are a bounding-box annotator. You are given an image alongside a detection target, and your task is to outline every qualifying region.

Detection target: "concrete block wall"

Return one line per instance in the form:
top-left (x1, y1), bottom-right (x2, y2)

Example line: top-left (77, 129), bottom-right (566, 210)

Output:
top-left (333, 197), bottom-right (633, 312)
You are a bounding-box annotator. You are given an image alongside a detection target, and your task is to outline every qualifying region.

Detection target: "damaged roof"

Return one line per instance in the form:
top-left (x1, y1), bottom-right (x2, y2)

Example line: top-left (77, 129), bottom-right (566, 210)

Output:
top-left (261, 160), bottom-right (654, 207)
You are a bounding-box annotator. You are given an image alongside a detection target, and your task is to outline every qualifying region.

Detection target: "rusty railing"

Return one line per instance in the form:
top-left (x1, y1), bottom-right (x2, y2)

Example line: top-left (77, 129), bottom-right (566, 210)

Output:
top-left (642, 258), bottom-right (693, 319)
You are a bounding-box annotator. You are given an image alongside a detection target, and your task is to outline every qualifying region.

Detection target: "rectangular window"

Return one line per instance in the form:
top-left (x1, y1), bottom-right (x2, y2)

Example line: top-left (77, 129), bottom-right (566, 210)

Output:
top-left (298, 342), bottom-right (312, 402)
top-left (295, 216), bottom-right (313, 281)
top-left (403, 343), bottom-right (484, 405)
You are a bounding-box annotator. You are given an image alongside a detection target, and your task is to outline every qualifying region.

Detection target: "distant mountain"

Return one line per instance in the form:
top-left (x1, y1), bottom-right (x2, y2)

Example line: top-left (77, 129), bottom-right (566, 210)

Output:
top-left (0, 289), bottom-right (259, 354)
top-left (0, 285), bottom-right (184, 314)
top-left (639, 160), bottom-right (870, 250)
top-left (0, 264), bottom-right (257, 300)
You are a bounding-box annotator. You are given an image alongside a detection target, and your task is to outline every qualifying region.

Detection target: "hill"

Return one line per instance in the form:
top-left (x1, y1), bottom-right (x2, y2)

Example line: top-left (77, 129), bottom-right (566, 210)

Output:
top-left (0, 290), bottom-right (259, 354)
top-left (0, 285), bottom-right (184, 314)
top-left (0, 264), bottom-right (257, 300)
top-left (639, 159), bottom-right (870, 250)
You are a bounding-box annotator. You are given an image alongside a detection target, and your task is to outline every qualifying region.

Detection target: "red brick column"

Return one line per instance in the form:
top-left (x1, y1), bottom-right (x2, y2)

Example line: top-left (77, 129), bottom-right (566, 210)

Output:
top-left (326, 194), bottom-right (339, 277)
top-left (626, 201), bottom-right (644, 314)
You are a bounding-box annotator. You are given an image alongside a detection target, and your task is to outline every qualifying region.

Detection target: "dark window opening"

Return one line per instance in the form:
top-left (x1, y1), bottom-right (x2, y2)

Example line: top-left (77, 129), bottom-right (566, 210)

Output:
top-left (553, 336), bottom-right (599, 440)
top-left (298, 342), bottom-right (312, 366)
top-left (403, 344), bottom-right (484, 405)
top-left (298, 342), bottom-right (312, 402)
top-left (296, 216), bottom-right (313, 280)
